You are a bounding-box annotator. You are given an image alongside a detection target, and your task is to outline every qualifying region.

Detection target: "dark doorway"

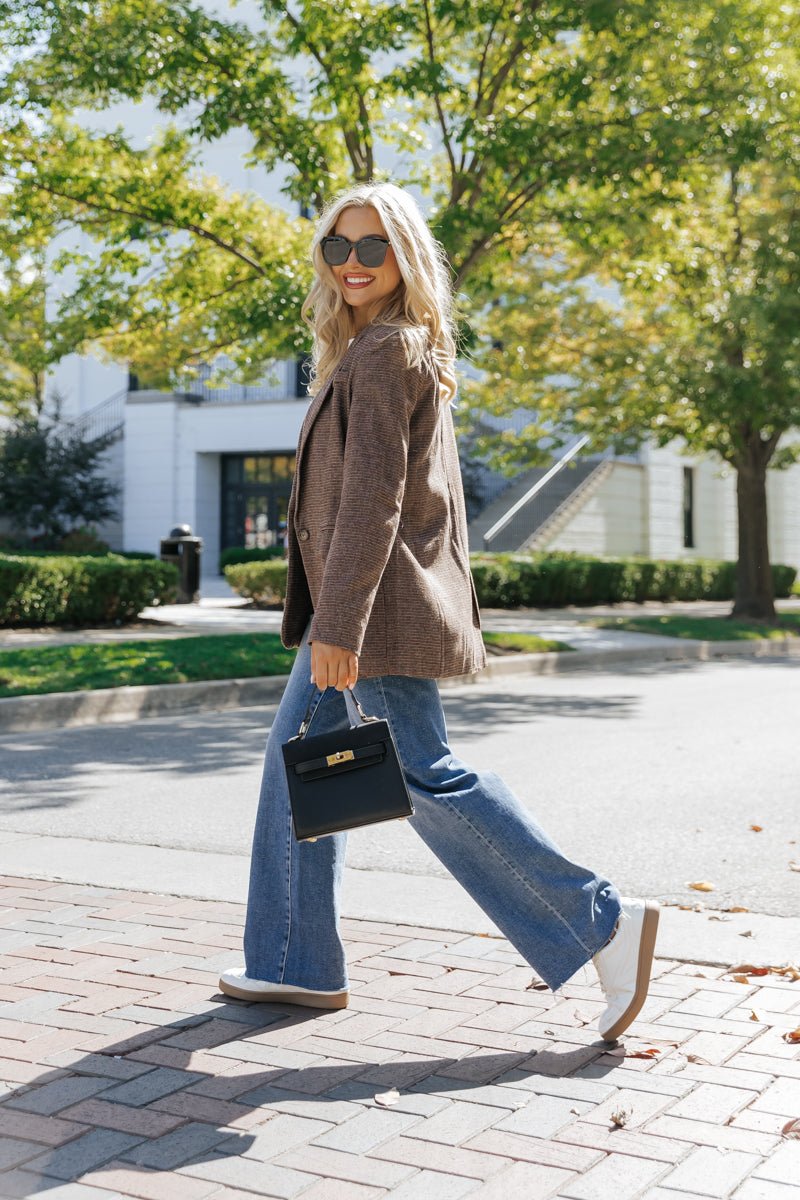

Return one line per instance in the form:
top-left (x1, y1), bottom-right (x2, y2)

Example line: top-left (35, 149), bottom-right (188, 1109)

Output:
top-left (220, 453), bottom-right (296, 556)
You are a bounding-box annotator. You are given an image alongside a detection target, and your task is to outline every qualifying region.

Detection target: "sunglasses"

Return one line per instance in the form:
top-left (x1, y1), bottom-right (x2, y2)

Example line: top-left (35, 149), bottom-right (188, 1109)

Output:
top-left (320, 235), bottom-right (391, 268)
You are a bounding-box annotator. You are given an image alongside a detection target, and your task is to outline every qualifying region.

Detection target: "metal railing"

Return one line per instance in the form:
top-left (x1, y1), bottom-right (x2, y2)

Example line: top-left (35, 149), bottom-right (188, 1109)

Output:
top-left (61, 388), bottom-right (127, 441)
top-left (177, 359), bottom-right (294, 405)
top-left (482, 434), bottom-right (592, 550)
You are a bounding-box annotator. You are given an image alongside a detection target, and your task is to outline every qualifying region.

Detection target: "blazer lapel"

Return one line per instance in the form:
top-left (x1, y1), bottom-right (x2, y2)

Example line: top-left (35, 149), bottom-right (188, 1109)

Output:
top-left (296, 375), bottom-right (334, 469)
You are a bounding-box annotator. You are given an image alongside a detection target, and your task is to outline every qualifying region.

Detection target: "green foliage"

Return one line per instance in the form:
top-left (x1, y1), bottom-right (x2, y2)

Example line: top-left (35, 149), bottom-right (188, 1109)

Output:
top-left (468, 552), bottom-right (797, 608)
top-left (219, 545), bottom-right (286, 572)
top-left (0, 554), bottom-right (178, 626)
top-left (223, 560), bottom-right (288, 606)
top-left (0, 0), bottom-right (766, 390)
top-left (0, 417), bottom-right (120, 543)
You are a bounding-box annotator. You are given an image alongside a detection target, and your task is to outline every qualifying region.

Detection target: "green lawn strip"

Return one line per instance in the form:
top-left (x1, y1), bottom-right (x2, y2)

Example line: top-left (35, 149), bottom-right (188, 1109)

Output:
top-left (0, 633), bottom-right (296, 698)
top-left (0, 629), bottom-right (571, 698)
top-left (593, 614), bottom-right (800, 641)
top-left (482, 631), bottom-right (572, 654)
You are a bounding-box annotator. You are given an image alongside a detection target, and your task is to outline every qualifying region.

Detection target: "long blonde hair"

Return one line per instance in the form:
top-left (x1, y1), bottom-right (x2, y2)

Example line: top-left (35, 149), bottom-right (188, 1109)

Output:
top-left (301, 182), bottom-right (458, 405)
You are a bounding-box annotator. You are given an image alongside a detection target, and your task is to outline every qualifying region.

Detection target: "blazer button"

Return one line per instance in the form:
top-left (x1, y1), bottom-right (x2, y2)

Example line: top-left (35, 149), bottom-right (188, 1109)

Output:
top-left (298, 528), bottom-right (309, 541)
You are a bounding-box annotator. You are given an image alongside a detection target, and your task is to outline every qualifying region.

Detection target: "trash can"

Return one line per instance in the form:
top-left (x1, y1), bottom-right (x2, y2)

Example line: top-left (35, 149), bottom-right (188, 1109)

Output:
top-left (159, 523), bottom-right (203, 604)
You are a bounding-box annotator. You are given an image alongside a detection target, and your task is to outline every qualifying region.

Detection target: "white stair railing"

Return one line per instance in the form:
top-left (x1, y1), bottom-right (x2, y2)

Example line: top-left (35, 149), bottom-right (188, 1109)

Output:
top-left (482, 434), bottom-right (591, 550)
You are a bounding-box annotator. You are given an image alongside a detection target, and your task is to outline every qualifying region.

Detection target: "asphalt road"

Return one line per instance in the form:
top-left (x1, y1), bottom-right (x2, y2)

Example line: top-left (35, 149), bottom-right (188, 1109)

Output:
top-left (1, 656), bottom-right (798, 917)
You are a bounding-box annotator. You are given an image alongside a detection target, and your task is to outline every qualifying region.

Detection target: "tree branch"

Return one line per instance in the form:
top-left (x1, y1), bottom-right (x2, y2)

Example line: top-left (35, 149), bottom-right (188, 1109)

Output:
top-left (30, 183), bottom-right (268, 274)
top-left (422, 0), bottom-right (456, 186)
top-left (277, 1), bottom-right (372, 179)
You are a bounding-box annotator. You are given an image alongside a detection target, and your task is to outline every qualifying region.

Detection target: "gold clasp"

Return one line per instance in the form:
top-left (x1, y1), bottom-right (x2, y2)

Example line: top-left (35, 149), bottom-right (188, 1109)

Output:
top-left (326, 749), bottom-right (354, 767)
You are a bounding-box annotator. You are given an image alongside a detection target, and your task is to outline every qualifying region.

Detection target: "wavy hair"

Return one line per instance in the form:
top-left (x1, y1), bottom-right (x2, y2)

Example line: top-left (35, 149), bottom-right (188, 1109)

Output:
top-left (300, 182), bottom-right (458, 406)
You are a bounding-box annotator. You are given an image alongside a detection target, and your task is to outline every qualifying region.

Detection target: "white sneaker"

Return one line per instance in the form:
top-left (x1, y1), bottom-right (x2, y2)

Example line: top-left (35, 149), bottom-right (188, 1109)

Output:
top-left (218, 967), bottom-right (349, 1009)
top-left (592, 897), bottom-right (660, 1042)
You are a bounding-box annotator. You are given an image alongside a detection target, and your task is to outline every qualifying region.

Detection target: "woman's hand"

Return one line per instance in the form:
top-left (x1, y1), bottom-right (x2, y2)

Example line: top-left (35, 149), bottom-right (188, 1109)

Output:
top-left (310, 640), bottom-right (359, 691)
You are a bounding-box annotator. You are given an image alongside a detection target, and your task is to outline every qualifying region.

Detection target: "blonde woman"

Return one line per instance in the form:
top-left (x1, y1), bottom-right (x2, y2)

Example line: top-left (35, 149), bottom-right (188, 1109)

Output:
top-left (220, 182), bottom-right (659, 1043)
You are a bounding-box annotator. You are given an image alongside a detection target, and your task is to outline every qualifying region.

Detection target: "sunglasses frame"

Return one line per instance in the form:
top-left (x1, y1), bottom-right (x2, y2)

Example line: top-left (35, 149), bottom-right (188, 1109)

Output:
top-left (320, 234), bottom-right (391, 268)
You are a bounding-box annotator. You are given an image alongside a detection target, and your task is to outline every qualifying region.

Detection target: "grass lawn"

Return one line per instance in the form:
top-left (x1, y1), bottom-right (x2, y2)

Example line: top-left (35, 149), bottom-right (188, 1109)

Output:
top-left (482, 631), bottom-right (571, 655)
top-left (0, 629), bottom-right (571, 698)
top-left (594, 614), bottom-right (800, 641)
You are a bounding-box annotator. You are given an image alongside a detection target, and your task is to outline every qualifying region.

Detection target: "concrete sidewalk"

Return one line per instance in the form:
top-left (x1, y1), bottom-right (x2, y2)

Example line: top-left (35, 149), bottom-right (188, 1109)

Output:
top-left (0, 875), bottom-right (798, 1200)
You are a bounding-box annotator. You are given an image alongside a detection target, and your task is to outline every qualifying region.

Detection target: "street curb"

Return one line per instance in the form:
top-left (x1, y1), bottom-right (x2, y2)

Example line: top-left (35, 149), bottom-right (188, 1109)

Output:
top-left (1, 636), bottom-right (798, 734)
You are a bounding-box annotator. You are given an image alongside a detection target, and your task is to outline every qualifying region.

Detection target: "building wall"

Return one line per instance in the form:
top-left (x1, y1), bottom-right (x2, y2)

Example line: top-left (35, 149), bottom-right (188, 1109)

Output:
top-left (123, 392), bottom-right (306, 565)
top-left (546, 463), bottom-right (646, 556)
top-left (543, 443), bottom-right (800, 571)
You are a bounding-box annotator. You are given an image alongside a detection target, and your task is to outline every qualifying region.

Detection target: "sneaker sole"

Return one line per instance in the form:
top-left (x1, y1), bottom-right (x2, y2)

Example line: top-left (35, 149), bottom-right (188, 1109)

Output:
top-left (218, 978), bottom-right (349, 1009)
top-left (599, 901), bottom-right (660, 1042)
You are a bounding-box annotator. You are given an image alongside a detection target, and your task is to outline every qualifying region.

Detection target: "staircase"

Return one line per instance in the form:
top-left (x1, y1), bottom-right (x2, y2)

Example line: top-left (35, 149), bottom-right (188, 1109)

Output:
top-left (61, 388), bottom-right (127, 441)
top-left (468, 437), bottom-right (614, 552)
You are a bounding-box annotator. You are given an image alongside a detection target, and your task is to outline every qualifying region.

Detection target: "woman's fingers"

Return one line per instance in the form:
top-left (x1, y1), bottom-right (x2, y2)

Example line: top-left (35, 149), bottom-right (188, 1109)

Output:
top-left (310, 642), bottom-right (358, 691)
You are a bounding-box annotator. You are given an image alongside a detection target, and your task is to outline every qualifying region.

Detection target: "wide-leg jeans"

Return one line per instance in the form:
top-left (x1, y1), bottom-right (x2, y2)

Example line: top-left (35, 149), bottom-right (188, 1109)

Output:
top-left (243, 619), bottom-right (622, 994)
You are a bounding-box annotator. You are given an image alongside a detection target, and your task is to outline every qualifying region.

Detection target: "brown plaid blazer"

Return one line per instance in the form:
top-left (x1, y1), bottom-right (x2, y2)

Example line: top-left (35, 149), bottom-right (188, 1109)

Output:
top-left (281, 321), bottom-right (487, 679)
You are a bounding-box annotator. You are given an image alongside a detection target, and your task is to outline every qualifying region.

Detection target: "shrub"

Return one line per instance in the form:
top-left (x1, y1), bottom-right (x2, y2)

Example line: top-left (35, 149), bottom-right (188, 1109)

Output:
top-left (224, 560), bottom-right (288, 607)
top-left (0, 554), bottom-right (179, 626)
top-left (468, 552), bottom-right (797, 607)
top-left (55, 526), bottom-right (110, 555)
top-left (219, 545), bottom-right (286, 572)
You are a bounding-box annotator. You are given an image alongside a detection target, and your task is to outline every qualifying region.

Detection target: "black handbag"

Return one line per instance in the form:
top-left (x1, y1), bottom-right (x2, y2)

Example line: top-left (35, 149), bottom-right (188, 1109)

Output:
top-left (281, 686), bottom-right (415, 843)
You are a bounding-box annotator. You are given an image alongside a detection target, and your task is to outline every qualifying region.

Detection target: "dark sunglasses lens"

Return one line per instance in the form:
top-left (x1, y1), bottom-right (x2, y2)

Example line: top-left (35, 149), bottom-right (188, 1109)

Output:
top-left (321, 237), bottom-right (349, 265)
top-left (358, 238), bottom-right (389, 267)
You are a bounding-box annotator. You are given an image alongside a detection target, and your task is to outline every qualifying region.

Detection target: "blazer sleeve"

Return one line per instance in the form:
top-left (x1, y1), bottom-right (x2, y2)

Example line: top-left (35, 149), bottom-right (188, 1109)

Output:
top-left (308, 333), bottom-right (429, 655)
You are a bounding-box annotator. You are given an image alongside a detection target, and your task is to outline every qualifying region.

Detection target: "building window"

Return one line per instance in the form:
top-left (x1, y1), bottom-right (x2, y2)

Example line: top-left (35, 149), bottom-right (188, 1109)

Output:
top-left (683, 466), bottom-right (695, 549)
top-left (220, 453), bottom-right (296, 555)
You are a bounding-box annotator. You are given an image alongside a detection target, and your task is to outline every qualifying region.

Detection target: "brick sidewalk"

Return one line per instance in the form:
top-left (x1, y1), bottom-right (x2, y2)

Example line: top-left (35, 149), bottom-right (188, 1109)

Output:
top-left (0, 877), bottom-right (798, 1199)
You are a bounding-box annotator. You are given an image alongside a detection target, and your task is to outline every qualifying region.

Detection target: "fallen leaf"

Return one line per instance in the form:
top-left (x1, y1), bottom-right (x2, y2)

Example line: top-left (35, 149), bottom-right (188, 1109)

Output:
top-left (750, 825), bottom-right (763, 832)
top-left (374, 1088), bottom-right (400, 1107)
top-left (781, 1118), bottom-right (800, 1138)
top-left (790, 862), bottom-right (800, 873)
top-left (739, 930), bottom-right (754, 938)
top-left (688, 881), bottom-right (715, 892)
top-left (709, 915), bottom-right (732, 922)
top-left (749, 1010), bottom-right (761, 1021)
top-left (725, 906), bottom-right (750, 913)
top-left (685, 1054), bottom-right (711, 1064)
top-left (610, 1106), bottom-right (631, 1126)
top-left (728, 964), bottom-right (800, 982)
top-left (783, 1028), bottom-right (800, 1044)
top-left (626, 1047), bottom-right (662, 1059)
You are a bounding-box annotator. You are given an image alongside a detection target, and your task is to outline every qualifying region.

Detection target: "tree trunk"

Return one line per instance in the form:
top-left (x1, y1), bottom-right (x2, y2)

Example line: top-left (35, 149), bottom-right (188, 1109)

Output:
top-left (732, 459), bottom-right (775, 621)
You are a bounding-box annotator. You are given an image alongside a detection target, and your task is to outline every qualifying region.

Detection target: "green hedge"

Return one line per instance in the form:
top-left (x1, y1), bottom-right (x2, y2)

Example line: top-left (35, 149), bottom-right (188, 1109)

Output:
top-left (0, 554), bottom-right (179, 626)
top-left (469, 552), bottom-right (797, 607)
top-left (219, 545), bottom-right (286, 572)
top-left (222, 550), bottom-right (797, 610)
top-left (223, 560), bottom-right (288, 606)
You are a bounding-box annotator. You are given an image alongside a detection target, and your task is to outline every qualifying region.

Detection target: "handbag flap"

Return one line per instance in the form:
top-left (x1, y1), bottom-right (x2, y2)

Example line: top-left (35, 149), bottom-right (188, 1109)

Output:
top-left (293, 741), bottom-right (386, 778)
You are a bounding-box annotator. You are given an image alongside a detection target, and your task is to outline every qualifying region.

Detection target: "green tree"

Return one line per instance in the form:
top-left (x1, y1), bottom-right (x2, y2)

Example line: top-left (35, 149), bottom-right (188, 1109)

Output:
top-left (0, 1), bottom-right (751, 381)
top-left (464, 150), bottom-right (800, 620)
top-left (0, 415), bottom-right (120, 545)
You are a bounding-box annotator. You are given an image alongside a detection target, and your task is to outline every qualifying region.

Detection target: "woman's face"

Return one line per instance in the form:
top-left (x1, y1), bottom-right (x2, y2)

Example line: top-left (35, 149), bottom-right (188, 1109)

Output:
top-left (327, 205), bottom-right (402, 330)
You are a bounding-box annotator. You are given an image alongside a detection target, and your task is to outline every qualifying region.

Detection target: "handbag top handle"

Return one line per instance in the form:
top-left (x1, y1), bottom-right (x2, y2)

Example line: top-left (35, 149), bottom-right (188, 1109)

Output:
top-left (288, 686), bottom-right (380, 742)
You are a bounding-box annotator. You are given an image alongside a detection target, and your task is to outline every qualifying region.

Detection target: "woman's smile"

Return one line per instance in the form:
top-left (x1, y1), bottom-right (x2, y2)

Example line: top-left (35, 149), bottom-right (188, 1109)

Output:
top-left (343, 274), bottom-right (375, 289)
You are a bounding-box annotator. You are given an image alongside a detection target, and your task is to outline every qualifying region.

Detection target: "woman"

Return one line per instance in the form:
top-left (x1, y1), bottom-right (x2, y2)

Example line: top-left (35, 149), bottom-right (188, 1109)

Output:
top-left (220, 182), bottom-right (659, 1043)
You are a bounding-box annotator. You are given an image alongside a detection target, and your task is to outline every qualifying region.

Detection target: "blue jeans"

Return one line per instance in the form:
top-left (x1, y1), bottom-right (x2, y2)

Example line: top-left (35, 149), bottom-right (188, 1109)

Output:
top-left (243, 620), bottom-right (621, 994)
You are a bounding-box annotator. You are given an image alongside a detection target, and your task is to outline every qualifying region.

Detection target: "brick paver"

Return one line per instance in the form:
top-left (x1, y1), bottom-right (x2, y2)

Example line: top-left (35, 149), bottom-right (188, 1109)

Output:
top-left (0, 877), bottom-right (799, 1199)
